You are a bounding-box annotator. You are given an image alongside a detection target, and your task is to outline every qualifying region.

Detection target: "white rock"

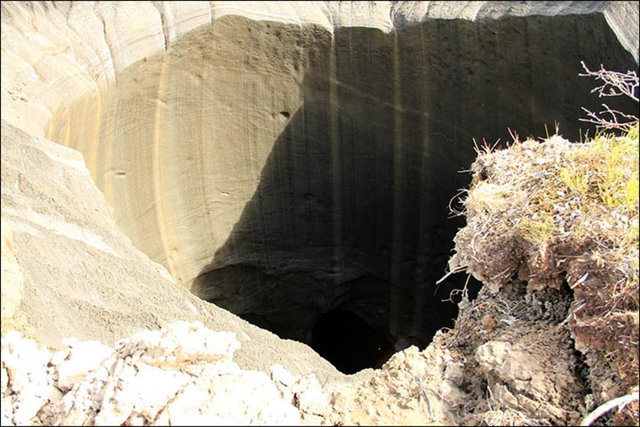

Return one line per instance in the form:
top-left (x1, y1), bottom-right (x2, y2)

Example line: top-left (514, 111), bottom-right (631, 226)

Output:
top-left (161, 382), bottom-right (209, 426)
top-left (1, 331), bottom-right (54, 424)
top-left (13, 393), bottom-right (46, 425)
top-left (95, 360), bottom-right (137, 426)
top-left (118, 321), bottom-right (240, 366)
top-left (55, 340), bottom-right (114, 391)
top-left (96, 362), bottom-right (187, 425)
top-left (45, 386), bottom-right (64, 404)
top-left (131, 364), bottom-right (187, 417)
top-left (2, 395), bottom-right (15, 426)
top-left (475, 340), bottom-right (511, 368)
top-left (291, 374), bottom-right (330, 416)
top-left (40, 356), bottom-right (116, 425)
top-left (127, 414), bottom-right (147, 426)
top-left (4, 322), bottom-right (306, 426)
top-left (166, 365), bottom-right (301, 426)
top-left (49, 350), bottom-right (68, 368)
top-left (270, 363), bottom-right (296, 387)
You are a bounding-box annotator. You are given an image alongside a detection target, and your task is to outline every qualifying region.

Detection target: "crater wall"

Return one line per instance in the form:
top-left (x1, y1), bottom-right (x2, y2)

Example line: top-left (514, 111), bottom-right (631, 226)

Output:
top-left (2, 1), bottom-right (638, 356)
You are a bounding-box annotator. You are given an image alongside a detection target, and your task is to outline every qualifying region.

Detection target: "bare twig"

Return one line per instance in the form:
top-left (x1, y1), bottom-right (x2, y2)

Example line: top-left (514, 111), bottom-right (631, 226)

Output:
top-left (580, 104), bottom-right (639, 132)
top-left (579, 391), bottom-right (639, 426)
top-left (579, 61), bottom-right (639, 132)
top-left (580, 61), bottom-right (639, 102)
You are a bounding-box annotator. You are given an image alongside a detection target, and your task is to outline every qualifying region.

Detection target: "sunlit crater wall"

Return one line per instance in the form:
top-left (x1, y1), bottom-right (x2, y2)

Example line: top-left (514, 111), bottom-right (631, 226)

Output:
top-left (2, 2), bottom-right (638, 353)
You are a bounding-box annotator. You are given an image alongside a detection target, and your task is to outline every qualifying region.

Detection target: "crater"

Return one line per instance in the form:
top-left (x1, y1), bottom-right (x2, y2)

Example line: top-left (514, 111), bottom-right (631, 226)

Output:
top-left (44, 14), bottom-right (635, 373)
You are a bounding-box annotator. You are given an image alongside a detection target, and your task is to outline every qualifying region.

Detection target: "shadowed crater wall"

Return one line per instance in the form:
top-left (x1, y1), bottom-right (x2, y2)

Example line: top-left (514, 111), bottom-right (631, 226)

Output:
top-left (45, 13), bottom-right (636, 372)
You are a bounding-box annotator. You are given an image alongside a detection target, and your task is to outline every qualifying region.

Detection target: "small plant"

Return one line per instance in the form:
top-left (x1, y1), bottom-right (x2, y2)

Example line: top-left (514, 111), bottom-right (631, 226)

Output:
top-left (559, 162), bottom-right (589, 195)
top-left (519, 216), bottom-right (554, 246)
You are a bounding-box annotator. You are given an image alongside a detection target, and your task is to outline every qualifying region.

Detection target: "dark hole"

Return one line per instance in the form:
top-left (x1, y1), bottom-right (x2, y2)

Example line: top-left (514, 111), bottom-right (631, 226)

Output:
top-left (279, 111), bottom-right (290, 118)
top-left (311, 308), bottom-right (394, 374)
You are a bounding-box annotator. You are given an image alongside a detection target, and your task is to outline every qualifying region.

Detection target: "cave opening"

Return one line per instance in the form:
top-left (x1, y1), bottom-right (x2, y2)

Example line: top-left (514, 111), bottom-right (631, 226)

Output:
top-left (43, 13), bottom-right (636, 375)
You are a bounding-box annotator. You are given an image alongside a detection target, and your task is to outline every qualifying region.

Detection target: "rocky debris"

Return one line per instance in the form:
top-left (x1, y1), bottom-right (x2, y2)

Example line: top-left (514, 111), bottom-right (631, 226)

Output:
top-left (473, 335), bottom-right (583, 423)
top-left (51, 339), bottom-right (114, 392)
top-left (270, 364), bottom-right (333, 425)
top-left (322, 333), bottom-right (465, 425)
top-left (3, 310), bottom-right (590, 426)
top-left (437, 286), bottom-right (588, 426)
top-left (0, 305), bottom-right (600, 426)
top-left (1, 321), bottom-right (337, 426)
top-left (317, 292), bottom-right (588, 426)
top-left (1, 331), bottom-right (61, 425)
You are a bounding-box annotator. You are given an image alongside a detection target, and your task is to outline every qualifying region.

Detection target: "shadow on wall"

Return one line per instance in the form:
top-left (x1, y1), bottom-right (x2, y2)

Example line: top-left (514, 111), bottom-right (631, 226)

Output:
top-left (192, 13), bottom-right (637, 367)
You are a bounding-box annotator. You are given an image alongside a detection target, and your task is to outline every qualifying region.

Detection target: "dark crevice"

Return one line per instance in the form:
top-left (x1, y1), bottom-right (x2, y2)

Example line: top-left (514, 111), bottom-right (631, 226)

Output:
top-left (574, 347), bottom-right (592, 395)
top-left (311, 308), bottom-right (395, 374)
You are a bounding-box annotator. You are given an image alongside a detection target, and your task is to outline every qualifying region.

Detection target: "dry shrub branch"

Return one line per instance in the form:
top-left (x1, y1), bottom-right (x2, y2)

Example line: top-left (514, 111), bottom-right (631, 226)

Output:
top-left (579, 61), bottom-right (639, 132)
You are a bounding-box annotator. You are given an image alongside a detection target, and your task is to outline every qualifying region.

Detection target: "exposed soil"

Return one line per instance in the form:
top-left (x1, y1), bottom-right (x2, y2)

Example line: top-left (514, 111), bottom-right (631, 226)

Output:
top-left (446, 131), bottom-right (639, 426)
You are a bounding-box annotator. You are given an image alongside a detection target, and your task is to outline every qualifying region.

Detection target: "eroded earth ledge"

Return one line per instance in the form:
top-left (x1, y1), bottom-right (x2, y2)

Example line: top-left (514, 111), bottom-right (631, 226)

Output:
top-left (1, 1), bottom-right (639, 425)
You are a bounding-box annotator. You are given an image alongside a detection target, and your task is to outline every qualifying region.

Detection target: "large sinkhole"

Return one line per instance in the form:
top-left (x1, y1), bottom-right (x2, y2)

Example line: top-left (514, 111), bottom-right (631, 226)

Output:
top-left (45, 14), bottom-right (636, 373)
